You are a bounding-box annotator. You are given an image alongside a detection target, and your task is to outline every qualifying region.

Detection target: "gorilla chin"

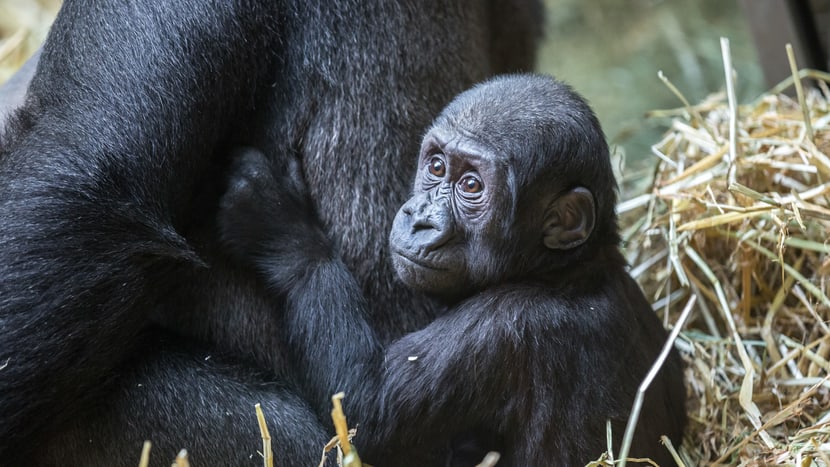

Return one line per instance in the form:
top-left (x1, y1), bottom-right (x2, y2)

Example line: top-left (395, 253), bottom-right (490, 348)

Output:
top-left (390, 249), bottom-right (467, 300)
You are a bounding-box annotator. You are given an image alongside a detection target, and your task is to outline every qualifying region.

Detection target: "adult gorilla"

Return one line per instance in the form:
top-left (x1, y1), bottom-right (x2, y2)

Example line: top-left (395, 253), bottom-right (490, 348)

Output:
top-left (0, 0), bottom-right (542, 465)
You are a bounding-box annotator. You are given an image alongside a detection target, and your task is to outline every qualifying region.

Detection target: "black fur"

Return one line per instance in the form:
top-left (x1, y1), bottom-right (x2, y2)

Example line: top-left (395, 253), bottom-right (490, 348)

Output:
top-left (0, 0), bottom-right (543, 465)
top-left (218, 75), bottom-right (687, 466)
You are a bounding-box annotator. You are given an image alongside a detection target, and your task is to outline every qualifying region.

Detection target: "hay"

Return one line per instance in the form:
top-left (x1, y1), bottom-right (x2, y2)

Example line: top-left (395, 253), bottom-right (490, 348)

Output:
top-left (620, 41), bottom-right (830, 465)
top-left (321, 393), bottom-right (363, 467)
top-left (0, 0), bottom-right (59, 83)
top-left (138, 441), bottom-right (152, 467)
top-left (172, 449), bottom-right (190, 467)
top-left (255, 403), bottom-right (275, 467)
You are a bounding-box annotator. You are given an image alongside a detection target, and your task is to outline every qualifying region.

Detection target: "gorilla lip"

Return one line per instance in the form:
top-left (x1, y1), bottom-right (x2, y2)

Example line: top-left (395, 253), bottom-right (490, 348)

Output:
top-left (392, 249), bottom-right (448, 271)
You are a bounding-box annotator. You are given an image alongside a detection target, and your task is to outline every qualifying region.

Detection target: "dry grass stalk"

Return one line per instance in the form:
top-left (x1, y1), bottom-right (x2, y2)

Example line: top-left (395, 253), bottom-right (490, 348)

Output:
top-left (318, 393), bottom-right (364, 467)
top-left (475, 452), bottom-right (501, 467)
top-left (172, 449), bottom-right (190, 467)
top-left (618, 296), bottom-right (696, 467)
top-left (138, 441), bottom-right (152, 467)
top-left (255, 403), bottom-right (274, 467)
top-left (621, 49), bottom-right (830, 463)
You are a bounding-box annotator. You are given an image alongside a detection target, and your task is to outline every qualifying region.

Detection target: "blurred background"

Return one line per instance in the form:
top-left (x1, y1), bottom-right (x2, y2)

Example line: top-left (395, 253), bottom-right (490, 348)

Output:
top-left (0, 0), bottom-right (59, 78)
top-left (0, 0), bottom-right (779, 194)
top-left (538, 0), bottom-right (765, 193)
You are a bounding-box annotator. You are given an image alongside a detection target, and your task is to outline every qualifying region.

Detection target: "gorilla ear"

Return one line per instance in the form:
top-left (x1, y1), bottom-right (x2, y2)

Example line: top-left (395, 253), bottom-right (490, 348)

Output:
top-left (542, 187), bottom-right (595, 250)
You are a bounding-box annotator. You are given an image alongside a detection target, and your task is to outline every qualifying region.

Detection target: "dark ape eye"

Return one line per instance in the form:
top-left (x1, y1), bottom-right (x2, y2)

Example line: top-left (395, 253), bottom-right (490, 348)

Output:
top-left (460, 176), bottom-right (483, 194)
top-left (427, 157), bottom-right (446, 177)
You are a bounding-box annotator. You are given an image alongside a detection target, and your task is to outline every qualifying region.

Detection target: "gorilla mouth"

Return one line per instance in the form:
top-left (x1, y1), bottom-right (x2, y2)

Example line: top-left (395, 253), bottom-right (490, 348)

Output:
top-left (392, 249), bottom-right (448, 271)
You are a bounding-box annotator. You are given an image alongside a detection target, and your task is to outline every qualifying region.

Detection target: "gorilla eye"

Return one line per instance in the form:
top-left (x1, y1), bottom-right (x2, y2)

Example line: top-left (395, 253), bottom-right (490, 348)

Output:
top-left (460, 176), bottom-right (483, 194)
top-left (428, 157), bottom-right (446, 177)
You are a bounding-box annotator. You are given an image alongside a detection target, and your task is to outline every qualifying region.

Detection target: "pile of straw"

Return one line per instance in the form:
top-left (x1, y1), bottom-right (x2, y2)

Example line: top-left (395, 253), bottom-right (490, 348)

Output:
top-left (619, 41), bottom-right (830, 465)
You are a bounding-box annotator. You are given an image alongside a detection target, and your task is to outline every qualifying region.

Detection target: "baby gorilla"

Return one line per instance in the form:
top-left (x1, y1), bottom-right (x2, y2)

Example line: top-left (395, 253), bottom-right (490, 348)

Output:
top-left (218, 74), bottom-right (686, 466)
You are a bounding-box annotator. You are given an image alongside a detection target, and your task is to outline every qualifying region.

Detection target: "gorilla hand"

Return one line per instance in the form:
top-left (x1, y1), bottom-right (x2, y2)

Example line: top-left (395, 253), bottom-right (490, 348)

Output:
top-left (218, 147), bottom-right (330, 288)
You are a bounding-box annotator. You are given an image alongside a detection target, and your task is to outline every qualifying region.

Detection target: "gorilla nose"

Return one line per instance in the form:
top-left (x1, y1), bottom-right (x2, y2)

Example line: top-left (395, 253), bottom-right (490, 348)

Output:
top-left (403, 197), bottom-right (454, 251)
top-left (411, 211), bottom-right (440, 232)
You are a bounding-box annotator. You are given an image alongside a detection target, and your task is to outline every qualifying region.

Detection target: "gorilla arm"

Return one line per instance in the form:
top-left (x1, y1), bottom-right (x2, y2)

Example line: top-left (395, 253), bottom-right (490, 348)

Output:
top-left (257, 244), bottom-right (534, 463)
top-left (248, 237), bottom-right (599, 466)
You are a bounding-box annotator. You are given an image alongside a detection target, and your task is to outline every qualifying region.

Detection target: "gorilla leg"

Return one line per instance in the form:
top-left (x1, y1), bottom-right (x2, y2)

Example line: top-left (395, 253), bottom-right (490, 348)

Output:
top-left (0, 0), bottom-right (279, 459)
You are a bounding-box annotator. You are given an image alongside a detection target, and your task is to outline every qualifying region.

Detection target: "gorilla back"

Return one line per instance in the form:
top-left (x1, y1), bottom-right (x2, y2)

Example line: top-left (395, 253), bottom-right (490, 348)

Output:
top-left (0, 0), bottom-right (542, 464)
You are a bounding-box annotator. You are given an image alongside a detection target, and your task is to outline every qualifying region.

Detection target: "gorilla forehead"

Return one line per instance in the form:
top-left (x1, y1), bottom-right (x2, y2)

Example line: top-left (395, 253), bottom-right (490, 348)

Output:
top-left (434, 74), bottom-right (601, 149)
top-left (432, 74), bottom-right (612, 196)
